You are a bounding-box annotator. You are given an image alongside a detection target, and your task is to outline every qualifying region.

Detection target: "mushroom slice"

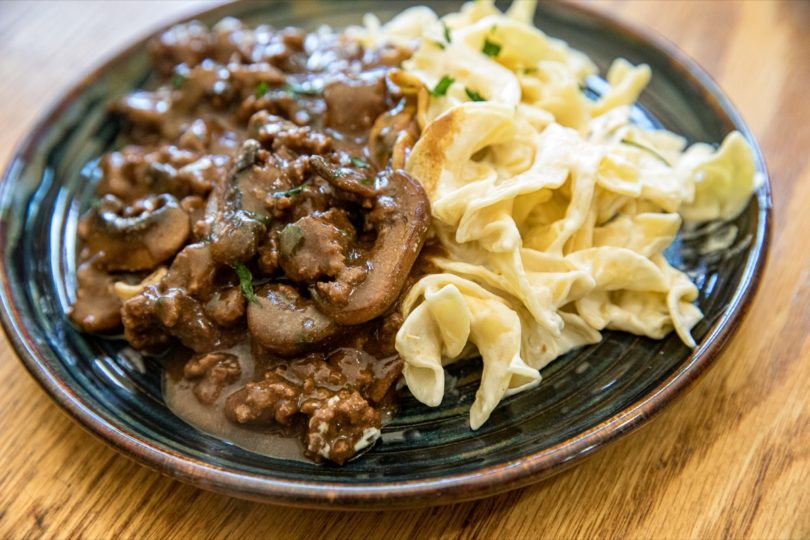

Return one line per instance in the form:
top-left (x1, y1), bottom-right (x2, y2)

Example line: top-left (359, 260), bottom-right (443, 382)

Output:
top-left (68, 253), bottom-right (123, 333)
top-left (247, 283), bottom-right (337, 356)
top-left (208, 139), bottom-right (267, 265)
top-left (83, 194), bottom-right (190, 272)
top-left (310, 155), bottom-right (377, 199)
top-left (311, 168), bottom-right (431, 325)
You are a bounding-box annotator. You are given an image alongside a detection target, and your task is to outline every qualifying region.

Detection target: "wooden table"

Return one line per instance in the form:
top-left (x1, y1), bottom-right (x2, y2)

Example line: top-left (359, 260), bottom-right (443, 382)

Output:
top-left (1, 1), bottom-right (807, 538)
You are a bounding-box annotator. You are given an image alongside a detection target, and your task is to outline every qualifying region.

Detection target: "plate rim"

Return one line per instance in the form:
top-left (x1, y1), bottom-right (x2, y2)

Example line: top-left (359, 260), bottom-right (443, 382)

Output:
top-left (0, 0), bottom-right (772, 509)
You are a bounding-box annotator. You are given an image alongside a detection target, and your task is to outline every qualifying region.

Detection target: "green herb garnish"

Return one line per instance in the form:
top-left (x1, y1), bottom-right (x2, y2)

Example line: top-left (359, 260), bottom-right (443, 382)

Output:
top-left (430, 75), bottom-right (455, 97)
top-left (243, 210), bottom-right (271, 226)
top-left (272, 183), bottom-right (307, 198)
top-left (350, 156), bottom-right (370, 169)
top-left (521, 67), bottom-right (538, 75)
top-left (464, 87), bottom-right (485, 102)
top-left (482, 38), bottom-right (501, 58)
top-left (255, 81), bottom-right (269, 98)
top-left (620, 138), bottom-right (671, 166)
top-left (443, 22), bottom-right (452, 43)
top-left (171, 72), bottom-right (186, 89)
top-left (279, 224), bottom-right (303, 256)
top-left (232, 262), bottom-right (256, 303)
top-left (283, 82), bottom-right (321, 97)
top-left (431, 40), bottom-right (446, 50)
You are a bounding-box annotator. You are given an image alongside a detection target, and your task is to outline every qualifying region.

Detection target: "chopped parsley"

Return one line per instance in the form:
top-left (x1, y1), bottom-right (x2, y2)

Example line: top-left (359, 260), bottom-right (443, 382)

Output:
top-left (465, 87), bottom-right (485, 102)
top-left (243, 209), bottom-right (271, 226)
top-left (255, 80), bottom-right (269, 98)
top-left (482, 38), bottom-right (502, 58)
top-left (272, 183), bottom-right (307, 198)
top-left (283, 82), bottom-right (321, 97)
top-left (279, 223), bottom-right (303, 256)
top-left (431, 40), bottom-right (446, 50)
top-left (521, 67), bottom-right (538, 75)
top-left (232, 263), bottom-right (256, 303)
top-left (620, 138), bottom-right (671, 166)
top-left (443, 22), bottom-right (452, 43)
top-left (171, 72), bottom-right (186, 89)
top-left (430, 75), bottom-right (455, 97)
top-left (350, 156), bottom-right (370, 169)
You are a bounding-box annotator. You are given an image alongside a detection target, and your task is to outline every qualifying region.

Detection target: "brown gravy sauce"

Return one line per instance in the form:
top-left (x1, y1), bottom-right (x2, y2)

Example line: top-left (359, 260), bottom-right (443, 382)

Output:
top-left (162, 343), bottom-right (308, 462)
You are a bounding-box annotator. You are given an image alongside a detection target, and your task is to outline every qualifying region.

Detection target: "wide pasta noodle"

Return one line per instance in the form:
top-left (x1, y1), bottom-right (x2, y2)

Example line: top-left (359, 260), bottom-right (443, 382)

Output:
top-left (359, 0), bottom-right (760, 428)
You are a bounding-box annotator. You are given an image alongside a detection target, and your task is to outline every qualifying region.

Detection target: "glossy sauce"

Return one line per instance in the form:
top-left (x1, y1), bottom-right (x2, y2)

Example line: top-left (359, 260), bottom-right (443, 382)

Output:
top-left (162, 343), bottom-right (308, 462)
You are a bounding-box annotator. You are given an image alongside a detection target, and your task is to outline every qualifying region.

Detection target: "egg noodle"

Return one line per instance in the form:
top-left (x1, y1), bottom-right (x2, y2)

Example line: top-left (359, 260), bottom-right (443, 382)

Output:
top-left (352, 0), bottom-right (759, 428)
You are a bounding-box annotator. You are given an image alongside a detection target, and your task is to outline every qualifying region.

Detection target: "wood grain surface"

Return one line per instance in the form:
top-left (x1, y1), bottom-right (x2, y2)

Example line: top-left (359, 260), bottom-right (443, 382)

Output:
top-left (1, 1), bottom-right (808, 538)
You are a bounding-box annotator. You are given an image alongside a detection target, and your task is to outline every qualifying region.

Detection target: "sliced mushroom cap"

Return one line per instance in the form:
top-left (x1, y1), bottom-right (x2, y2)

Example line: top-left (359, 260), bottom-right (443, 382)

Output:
top-left (311, 168), bottom-right (430, 325)
top-left (83, 194), bottom-right (190, 272)
top-left (209, 209), bottom-right (265, 264)
top-left (247, 283), bottom-right (338, 356)
top-left (68, 254), bottom-right (124, 333)
top-left (208, 139), bottom-right (267, 265)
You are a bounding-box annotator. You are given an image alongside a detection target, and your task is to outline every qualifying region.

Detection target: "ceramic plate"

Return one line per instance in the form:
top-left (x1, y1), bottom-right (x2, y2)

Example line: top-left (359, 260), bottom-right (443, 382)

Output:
top-left (0, 0), bottom-right (770, 509)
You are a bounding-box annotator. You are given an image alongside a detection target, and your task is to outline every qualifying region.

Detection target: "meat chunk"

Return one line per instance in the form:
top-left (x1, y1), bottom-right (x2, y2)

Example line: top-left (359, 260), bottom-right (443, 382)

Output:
top-left (329, 348), bottom-right (402, 403)
top-left (99, 145), bottom-right (218, 203)
top-left (224, 351), bottom-right (400, 464)
top-left (120, 243), bottom-right (241, 352)
top-left (184, 352), bottom-right (241, 404)
top-left (204, 286), bottom-right (247, 327)
top-left (303, 390), bottom-right (380, 464)
top-left (247, 111), bottom-right (332, 155)
top-left (324, 72), bottom-right (389, 132)
top-left (149, 20), bottom-right (215, 76)
top-left (226, 370), bottom-right (301, 425)
top-left (278, 211), bottom-right (351, 282)
top-left (122, 287), bottom-right (231, 352)
top-left (160, 243), bottom-right (220, 298)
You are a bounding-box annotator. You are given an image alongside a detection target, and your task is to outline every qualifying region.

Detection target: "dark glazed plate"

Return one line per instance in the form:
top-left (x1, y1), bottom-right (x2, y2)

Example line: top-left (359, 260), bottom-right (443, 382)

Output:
top-left (0, 0), bottom-right (770, 509)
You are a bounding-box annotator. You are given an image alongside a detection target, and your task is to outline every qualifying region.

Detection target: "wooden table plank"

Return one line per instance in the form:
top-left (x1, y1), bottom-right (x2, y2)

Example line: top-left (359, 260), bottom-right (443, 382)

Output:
top-left (0, 1), bottom-right (807, 538)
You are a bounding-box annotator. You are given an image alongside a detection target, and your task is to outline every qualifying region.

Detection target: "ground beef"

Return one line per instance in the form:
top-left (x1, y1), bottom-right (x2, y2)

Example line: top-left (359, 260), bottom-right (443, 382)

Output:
top-left (279, 212), bottom-right (350, 282)
top-left (204, 286), bottom-right (246, 327)
top-left (71, 16), bottom-right (427, 464)
top-left (324, 71), bottom-right (390, 132)
top-left (224, 350), bottom-right (400, 464)
top-left (184, 352), bottom-right (241, 404)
